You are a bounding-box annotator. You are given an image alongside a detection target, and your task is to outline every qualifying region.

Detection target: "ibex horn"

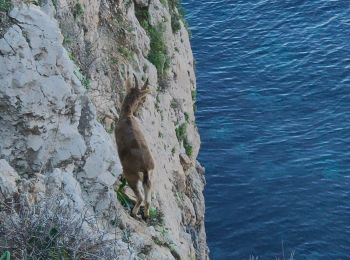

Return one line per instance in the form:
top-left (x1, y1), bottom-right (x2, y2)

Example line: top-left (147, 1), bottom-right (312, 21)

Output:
top-left (133, 74), bottom-right (139, 89)
top-left (142, 78), bottom-right (149, 90)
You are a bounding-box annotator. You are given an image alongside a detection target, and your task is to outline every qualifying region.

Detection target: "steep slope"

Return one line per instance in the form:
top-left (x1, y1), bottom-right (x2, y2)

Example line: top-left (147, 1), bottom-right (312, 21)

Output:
top-left (0, 0), bottom-right (207, 259)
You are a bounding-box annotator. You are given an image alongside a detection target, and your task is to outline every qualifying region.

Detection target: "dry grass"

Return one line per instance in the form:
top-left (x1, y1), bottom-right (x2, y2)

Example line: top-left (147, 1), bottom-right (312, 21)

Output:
top-left (0, 192), bottom-right (123, 259)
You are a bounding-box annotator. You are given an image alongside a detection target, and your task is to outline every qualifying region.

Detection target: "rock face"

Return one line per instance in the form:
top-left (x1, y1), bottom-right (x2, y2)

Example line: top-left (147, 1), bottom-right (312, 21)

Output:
top-left (0, 1), bottom-right (207, 259)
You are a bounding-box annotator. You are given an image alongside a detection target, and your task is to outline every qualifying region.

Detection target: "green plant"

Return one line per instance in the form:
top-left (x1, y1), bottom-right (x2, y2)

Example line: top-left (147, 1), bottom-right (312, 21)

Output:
top-left (74, 70), bottom-right (91, 90)
top-left (107, 127), bottom-right (113, 134)
top-left (118, 46), bottom-right (133, 60)
top-left (168, 0), bottom-right (188, 34)
top-left (135, 6), bottom-right (169, 79)
top-left (148, 207), bottom-right (164, 226)
top-left (139, 244), bottom-right (152, 257)
top-left (116, 177), bottom-right (133, 210)
top-left (184, 112), bottom-right (189, 122)
top-left (52, 0), bottom-right (57, 9)
top-left (191, 90), bottom-right (197, 112)
top-left (175, 123), bottom-right (187, 142)
top-left (68, 52), bottom-right (76, 62)
top-left (175, 122), bottom-right (192, 157)
top-left (155, 94), bottom-right (162, 113)
top-left (191, 90), bottom-right (197, 102)
top-left (110, 57), bottom-right (118, 65)
top-left (125, 0), bottom-right (132, 9)
top-left (73, 3), bottom-right (84, 19)
top-left (183, 138), bottom-right (193, 157)
top-left (148, 25), bottom-right (169, 78)
top-left (151, 236), bottom-right (181, 260)
top-left (171, 147), bottom-right (176, 156)
top-left (0, 251), bottom-right (10, 260)
top-left (170, 99), bottom-right (180, 109)
top-left (158, 132), bottom-right (163, 138)
top-left (0, 0), bottom-right (11, 12)
top-left (0, 194), bottom-right (123, 259)
top-left (63, 36), bottom-right (72, 45)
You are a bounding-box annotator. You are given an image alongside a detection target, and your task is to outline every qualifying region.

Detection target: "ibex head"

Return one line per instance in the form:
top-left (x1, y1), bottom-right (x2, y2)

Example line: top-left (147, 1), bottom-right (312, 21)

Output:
top-left (121, 74), bottom-right (150, 115)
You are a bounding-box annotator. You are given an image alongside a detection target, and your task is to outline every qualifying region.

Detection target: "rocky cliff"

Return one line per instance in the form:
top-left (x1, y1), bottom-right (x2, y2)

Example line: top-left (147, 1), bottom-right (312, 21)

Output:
top-left (0, 0), bottom-right (207, 259)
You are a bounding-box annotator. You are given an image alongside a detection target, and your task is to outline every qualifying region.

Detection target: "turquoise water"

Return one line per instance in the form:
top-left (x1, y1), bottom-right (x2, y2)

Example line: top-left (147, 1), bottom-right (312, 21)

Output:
top-left (182, 0), bottom-right (350, 259)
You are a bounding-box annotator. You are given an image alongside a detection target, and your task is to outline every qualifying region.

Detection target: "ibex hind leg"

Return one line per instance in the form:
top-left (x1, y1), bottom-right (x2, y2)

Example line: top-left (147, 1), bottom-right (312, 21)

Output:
top-left (129, 182), bottom-right (143, 217)
top-left (143, 170), bottom-right (152, 218)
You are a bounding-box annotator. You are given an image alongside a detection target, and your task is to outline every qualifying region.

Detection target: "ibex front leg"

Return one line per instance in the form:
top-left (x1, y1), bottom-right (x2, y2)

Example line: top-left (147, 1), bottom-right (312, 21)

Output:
top-left (143, 170), bottom-right (152, 218)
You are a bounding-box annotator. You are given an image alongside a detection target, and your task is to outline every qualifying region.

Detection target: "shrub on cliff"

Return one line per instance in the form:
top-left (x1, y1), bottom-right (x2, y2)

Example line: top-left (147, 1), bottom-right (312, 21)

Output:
top-left (135, 5), bottom-right (169, 79)
top-left (0, 193), bottom-right (121, 259)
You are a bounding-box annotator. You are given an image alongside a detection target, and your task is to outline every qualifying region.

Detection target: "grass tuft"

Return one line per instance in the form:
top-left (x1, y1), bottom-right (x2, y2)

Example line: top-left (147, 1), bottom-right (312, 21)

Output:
top-left (135, 5), bottom-right (169, 79)
top-left (116, 177), bottom-right (134, 210)
top-left (0, 0), bottom-right (11, 12)
top-left (175, 122), bottom-right (193, 157)
top-left (74, 70), bottom-right (91, 90)
top-left (0, 251), bottom-right (10, 260)
top-left (73, 3), bottom-right (84, 19)
top-left (175, 123), bottom-right (186, 142)
top-left (168, 0), bottom-right (189, 33)
top-left (183, 138), bottom-right (193, 157)
top-left (148, 207), bottom-right (164, 226)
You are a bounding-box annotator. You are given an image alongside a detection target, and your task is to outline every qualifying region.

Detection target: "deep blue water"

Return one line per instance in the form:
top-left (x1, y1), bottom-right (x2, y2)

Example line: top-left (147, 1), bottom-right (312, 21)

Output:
top-left (182, 0), bottom-right (350, 259)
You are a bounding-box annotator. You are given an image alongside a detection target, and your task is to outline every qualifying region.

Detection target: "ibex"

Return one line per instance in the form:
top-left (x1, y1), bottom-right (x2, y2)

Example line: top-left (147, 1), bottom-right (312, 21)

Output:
top-left (115, 75), bottom-right (155, 218)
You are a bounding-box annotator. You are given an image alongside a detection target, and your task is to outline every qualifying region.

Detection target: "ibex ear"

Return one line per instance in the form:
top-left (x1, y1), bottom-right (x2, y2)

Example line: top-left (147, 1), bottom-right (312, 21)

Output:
top-left (125, 77), bottom-right (134, 91)
top-left (133, 74), bottom-right (139, 89)
top-left (142, 78), bottom-right (149, 91)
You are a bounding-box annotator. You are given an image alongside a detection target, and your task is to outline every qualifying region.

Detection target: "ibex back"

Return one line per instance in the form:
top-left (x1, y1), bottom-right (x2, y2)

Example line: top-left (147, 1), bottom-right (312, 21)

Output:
top-left (115, 75), bottom-right (155, 218)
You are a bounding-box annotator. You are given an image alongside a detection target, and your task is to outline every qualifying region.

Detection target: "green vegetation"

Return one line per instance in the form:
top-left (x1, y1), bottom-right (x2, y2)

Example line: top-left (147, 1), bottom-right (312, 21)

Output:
top-left (68, 52), bottom-right (76, 62)
top-left (107, 127), bottom-right (113, 134)
top-left (175, 123), bottom-right (186, 142)
top-left (183, 138), bottom-right (193, 157)
top-left (168, 0), bottom-right (188, 33)
top-left (0, 0), bottom-right (11, 12)
top-left (191, 90), bottom-right (197, 112)
top-left (191, 90), bottom-right (197, 101)
top-left (175, 122), bottom-right (193, 157)
top-left (170, 99), bottom-right (180, 109)
top-left (0, 251), bottom-right (10, 260)
top-left (73, 3), bottom-right (84, 19)
top-left (151, 236), bottom-right (181, 260)
top-left (171, 147), bottom-right (176, 156)
top-left (74, 70), bottom-right (91, 90)
top-left (184, 112), bottom-right (189, 122)
top-left (148, 207), bottom-right (164, 226)
top-left (135, 6), bottom-right (169, 79)
top-left (52, 0), bottom-right (57, 9)
top-left (0, 194), bottom-right (122, 259)
top-left (148, 25), bottom-right (169, 78)
top-left (155, 94), bottom-right (161, 112)
top-left (63, 36), bottom-right (72, 45)
top-left (116, 177), bottom-right (133, 210)
top-left (118, 46), bottom-right (134, 60)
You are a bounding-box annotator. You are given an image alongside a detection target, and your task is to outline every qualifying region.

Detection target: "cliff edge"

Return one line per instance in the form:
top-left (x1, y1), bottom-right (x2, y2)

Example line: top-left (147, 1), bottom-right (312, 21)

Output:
top-left (0, 0), bottom-right (207, 259)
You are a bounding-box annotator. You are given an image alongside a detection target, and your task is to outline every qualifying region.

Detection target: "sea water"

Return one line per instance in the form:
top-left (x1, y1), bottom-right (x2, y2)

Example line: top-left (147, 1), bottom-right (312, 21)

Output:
top-left (182, 0), bottom-right (350, 259)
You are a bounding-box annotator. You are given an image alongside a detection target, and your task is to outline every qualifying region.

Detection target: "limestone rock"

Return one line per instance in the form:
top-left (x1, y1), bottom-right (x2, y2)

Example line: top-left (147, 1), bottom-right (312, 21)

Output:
top-left (0, 0), bottom-right (208, 258)
top-left (180, 153), bottom-right (193, 172)
top-left (0, 160), bottom-right (20, 197)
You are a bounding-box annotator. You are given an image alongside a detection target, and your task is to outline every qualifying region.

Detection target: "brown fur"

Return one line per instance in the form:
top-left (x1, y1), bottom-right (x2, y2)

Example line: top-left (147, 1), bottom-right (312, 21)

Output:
top-left (115, 75), bottom-right (154, 218)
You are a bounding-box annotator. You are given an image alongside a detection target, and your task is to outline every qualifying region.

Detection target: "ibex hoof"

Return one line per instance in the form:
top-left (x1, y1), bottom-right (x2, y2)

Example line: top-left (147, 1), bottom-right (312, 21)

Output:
top-left (131, 213), bottom-right (142, 221)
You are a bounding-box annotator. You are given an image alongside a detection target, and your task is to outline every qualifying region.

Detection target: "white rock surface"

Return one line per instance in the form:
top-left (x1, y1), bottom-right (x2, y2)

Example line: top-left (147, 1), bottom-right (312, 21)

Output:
top-left (0, 1), bottom-right (207, 259)
top-left (0, 159), bottom-right (20, 196)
